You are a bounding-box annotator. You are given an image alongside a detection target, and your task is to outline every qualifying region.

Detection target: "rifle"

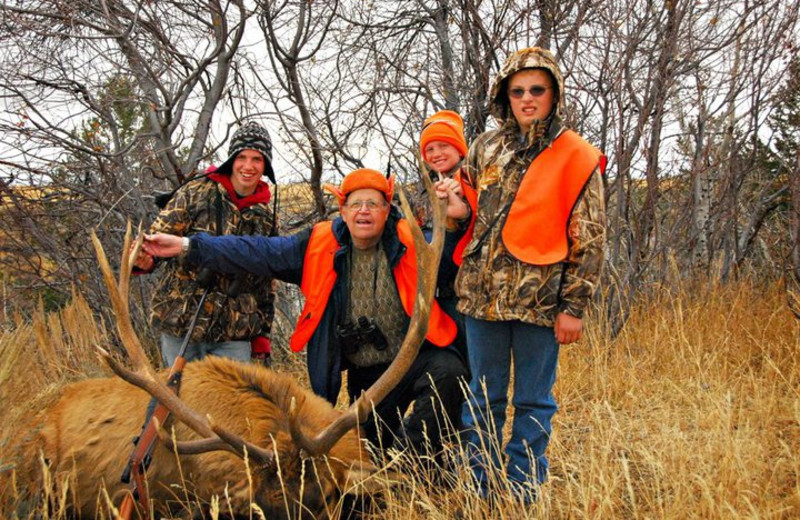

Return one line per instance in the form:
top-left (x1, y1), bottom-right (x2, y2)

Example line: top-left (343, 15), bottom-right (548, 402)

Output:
top-left (116, 287), bottom-right (210, 520)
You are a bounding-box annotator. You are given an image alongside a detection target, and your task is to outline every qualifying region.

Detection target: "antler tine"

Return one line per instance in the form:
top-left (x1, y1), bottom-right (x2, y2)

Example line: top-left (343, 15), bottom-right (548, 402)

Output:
top-left (92, 225), bottom-right (275, 465)
top-left (288, 394), bottom-right (372, 456)
top-left (208, 418), bottom-right (276, 464)
top-left (118, 222), bottom-right (143, 318)
top-left (153, 417), bottom-right (274, 465)
top-left (292, 168), bottom-right (447, 456)
top-left (91, 225), bottom-right (150, 370)
top-left (414, 150), bottom-right (447, 251)
top-left (359, 184), bottom-right (445, 397)
top-left (153, 417), bottom-right (237, 456)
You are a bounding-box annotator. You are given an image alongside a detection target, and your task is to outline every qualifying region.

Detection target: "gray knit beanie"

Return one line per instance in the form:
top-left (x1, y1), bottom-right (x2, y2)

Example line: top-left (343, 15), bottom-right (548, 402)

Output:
top-left (216, 121), bottom-right (275, 183)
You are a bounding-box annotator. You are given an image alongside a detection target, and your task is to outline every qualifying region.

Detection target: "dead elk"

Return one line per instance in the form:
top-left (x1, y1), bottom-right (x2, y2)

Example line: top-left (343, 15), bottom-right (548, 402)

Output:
top-left (10, 357), bottom-right (376, 519)
top-left (5, 184), bottom-right (447, 519)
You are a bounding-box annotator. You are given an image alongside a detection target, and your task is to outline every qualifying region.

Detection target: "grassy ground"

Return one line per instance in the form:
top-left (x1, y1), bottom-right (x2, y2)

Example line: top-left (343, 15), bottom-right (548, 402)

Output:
top-left (1, 277), bottom-right (798, 519)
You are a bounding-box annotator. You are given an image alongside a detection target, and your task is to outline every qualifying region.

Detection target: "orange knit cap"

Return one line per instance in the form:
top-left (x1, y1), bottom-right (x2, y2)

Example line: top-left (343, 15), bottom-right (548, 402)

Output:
top-left (323, 168), bottom-right (395, 206)
top-left (419, 110), bottom-right (468, 162)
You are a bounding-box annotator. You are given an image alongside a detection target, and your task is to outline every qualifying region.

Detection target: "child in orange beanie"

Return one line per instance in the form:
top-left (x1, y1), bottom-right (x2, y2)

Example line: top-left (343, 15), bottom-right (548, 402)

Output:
top-left (418, 109), bottom-right (476, 254)
top-left (419, 110), bottom-right (468, 176)
top-left (417, 109), bottom-right (477, 388)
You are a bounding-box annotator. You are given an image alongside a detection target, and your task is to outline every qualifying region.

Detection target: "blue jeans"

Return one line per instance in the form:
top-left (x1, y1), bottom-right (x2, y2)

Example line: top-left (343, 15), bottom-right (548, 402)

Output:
top-left (159, 333), bottom-right (251, 367)
top-left (461, 317), bottom-right (559, 496)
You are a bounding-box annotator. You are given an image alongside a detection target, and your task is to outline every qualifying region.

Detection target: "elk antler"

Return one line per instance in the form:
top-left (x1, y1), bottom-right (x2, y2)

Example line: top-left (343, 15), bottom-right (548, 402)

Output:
top-left (290, 160), bottom-right (449, 456)
top-left (91, 224), bottom-right (275, 464)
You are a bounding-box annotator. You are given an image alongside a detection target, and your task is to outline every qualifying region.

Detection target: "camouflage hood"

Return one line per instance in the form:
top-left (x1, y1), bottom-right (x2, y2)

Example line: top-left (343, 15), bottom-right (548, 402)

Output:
top-left (488, 47), bottom-right (565, 123)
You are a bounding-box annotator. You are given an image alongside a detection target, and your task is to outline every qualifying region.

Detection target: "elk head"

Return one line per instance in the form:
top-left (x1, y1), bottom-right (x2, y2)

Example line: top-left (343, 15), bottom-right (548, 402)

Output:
top-left (90, 169), bottom-right (447, 519)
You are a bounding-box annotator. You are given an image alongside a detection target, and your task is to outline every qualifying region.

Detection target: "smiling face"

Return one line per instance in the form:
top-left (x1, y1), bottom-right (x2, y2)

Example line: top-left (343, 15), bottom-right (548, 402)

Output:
top-left (341, 188), bottom-right (390, 249)
top-left (423, 140), bottom-right (462, 174)
top-left (231, 148), bottom-right (265, 196)
top-left (507, 68), bottom-right (556, 134)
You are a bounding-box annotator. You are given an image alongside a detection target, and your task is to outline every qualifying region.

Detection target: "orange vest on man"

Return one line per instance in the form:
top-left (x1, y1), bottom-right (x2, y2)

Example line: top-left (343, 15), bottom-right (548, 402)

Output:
top-left (501, 130), bottom-right (606, 265)
top-left (289, 220), bottom-right (457, 352)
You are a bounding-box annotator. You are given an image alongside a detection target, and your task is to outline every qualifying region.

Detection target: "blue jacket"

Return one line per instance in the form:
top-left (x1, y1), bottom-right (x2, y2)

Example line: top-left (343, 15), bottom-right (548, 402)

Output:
top-left (187, 206), bottom-right (461, 403)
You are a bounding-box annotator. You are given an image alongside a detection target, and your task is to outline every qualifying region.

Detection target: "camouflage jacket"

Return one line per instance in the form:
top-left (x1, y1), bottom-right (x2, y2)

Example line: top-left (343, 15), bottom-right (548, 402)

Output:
top-left (148, 177), bottom-right (277, 343)
top-left (454, 117), bottom-right (606, 326)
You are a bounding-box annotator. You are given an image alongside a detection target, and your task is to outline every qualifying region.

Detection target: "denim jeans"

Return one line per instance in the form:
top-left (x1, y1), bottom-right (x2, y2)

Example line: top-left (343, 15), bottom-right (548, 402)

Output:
top-left (461, 317), bottom-right (559, 496)
top-left (159, 333), bottom-right (251, 367)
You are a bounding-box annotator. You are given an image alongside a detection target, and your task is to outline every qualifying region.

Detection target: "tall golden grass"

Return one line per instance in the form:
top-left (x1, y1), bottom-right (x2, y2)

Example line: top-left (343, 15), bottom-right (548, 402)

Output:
top-left (1, 276), bottom-right (798, 519)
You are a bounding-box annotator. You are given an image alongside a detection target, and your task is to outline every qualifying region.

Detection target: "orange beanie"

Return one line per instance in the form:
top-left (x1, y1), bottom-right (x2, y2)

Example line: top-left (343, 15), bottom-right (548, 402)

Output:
top-left (323, 168), bottom-right (395, 206)
top-left (419, 110), bottom-right (468, 162)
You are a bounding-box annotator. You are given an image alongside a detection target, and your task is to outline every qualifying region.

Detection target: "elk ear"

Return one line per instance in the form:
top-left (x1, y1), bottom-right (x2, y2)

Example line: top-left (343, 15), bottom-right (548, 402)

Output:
top-left (342, 463), bottom-right (399, 495)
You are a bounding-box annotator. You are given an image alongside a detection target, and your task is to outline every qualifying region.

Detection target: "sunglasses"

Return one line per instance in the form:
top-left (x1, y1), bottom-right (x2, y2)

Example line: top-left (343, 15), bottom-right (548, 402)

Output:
top-left (508, 85), bottom-right (551, 99)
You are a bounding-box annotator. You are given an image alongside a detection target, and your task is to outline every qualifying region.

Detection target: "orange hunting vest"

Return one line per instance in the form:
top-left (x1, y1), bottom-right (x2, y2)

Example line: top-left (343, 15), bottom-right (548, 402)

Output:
top-left (288, 220), bottom-right (457, 352)
top-left (501, 130), bottom-right (605, 265)
top-left (453, 168), bottom-right (478, 266)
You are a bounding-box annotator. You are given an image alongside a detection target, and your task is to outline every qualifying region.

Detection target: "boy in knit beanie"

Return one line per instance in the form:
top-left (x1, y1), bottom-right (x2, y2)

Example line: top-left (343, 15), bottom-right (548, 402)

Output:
top-left (134, 120), bottom-right (279, 367)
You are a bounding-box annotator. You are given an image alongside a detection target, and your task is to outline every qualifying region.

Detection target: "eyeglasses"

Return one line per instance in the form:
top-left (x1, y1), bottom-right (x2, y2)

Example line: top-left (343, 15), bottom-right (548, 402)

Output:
top-left (344, 199), bottom-right (385, 211)
top-left (508, 85), bottom-right (551, 99)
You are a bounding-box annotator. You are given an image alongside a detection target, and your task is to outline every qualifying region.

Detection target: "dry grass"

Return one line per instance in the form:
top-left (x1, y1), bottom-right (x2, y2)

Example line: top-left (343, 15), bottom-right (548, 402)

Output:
top-left (1, 277), bottom-right (798, 519)
top-left (0, 289), bottom-right (112, 446)
top-left (554, 277), bottom-right (800, 519)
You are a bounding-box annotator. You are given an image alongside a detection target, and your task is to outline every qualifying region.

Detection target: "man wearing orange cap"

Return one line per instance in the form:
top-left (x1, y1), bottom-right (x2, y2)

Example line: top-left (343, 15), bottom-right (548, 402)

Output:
top-left (418, 110), bottom-right (478, 375)
top-left (142, 168), bottom-right (471, 457)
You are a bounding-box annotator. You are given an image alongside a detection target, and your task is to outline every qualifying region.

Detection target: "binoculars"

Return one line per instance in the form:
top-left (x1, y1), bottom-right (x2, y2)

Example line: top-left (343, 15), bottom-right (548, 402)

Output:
top-left (336, 316), bottom-right (389, 355)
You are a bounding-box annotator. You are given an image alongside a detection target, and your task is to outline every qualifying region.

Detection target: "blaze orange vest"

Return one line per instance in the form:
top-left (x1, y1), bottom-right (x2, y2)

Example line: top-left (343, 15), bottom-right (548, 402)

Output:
top-left (289, 220), bottom-right (457, 352)
top-left (453, 168), bottom-right (478, 266)
top-left (501, 130), bottom-right (605, 265)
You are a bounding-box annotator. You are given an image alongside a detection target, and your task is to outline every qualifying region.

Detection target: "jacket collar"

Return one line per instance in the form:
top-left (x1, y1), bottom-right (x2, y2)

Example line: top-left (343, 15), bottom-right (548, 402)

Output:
top-left (207, 172), bottom-right (271, 210)
top-left (500, 113), bottom-right (565, 150)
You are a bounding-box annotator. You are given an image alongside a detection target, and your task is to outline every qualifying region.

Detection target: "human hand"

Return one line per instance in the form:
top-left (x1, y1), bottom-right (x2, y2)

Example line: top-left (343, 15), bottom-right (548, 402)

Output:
top-left (131, 239), bottom-right (155, 271)
top-left (141, 233), bottom-right (184, 258)
top-left (554, 312), bottom-right (583, 345)
top-left (434, 178), bottom-right (469, 220)
top-left (434, 177), bottom-right (463, 199)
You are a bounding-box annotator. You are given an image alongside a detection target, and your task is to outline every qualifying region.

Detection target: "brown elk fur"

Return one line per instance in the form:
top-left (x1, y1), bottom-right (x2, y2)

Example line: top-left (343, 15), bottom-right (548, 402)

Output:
top-left (9, 356), bottom-right (375, 518)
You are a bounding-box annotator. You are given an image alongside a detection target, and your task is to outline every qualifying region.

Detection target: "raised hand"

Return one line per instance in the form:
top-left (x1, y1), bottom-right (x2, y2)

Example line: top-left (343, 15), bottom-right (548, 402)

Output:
top-left (141, 233), bottom-right (184, 258)
top-left (434, 178), bottom-right (469, 220)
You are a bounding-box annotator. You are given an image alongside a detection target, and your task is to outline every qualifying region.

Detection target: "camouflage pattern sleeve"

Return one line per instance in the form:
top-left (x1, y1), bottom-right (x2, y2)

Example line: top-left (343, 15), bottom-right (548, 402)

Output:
top-left (257, 278), bottom-right (278, 337)
top-left (148, 184), bottom-right (195, 236)
top-left (559, 168), bottom-right (606, 318)
top-left (463, 131), bottom-right (490, 189)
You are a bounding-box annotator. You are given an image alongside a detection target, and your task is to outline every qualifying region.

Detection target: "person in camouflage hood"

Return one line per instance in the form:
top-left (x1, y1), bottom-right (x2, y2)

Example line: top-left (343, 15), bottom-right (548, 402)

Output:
top-left (457, 47), bottom-right (607, 499)
top-left (134, 121), bottom-right (279, 367)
